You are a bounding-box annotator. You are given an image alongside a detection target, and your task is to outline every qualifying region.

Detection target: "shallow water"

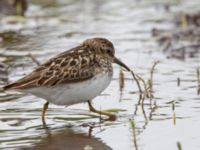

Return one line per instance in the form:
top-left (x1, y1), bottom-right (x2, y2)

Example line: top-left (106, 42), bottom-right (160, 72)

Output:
top-left (0, 0), bottom-right (200, 150)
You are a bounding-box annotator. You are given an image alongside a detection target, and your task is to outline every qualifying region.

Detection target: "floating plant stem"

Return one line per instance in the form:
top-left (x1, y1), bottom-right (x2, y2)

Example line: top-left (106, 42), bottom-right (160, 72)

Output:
top-left (136, 75), bottom-right (149, 103)
top-left (148, 79), bottom-right (153, 99)
top-left (119, 68), bottom-right (125, 93)
top-left (130, 119), bottom-right (136, 130)
top-left (129, 119), bottom-right (138, 150)
top-left (172, 101), bottom-right (176, 125)
top-left (150, 61), bottom-right (160, 90)
top-left (177, 77), bottom-right (180, 86)
top-left (149, 104), bottom-right (158, 120)
top-left (130, 70), bottom-right (143, 95)
top-left (173, 112), bottom-right (176, 125)
top-left (177, 141), bottom-right (182, 150)
top-left (149, 61), bottom-right (160, 98)
top-left (196, 68), bottom-right (200, 95)
top-left (172, 101), bottom-right (175, 111)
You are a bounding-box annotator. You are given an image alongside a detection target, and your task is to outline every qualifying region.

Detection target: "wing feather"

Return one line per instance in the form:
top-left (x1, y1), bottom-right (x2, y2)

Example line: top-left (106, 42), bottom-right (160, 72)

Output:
top-left (4, 45), bottom-right (98, 90)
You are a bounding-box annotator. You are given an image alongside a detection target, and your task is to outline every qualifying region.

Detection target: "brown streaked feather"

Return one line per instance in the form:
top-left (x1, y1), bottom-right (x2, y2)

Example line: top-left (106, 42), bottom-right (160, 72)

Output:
top-left (3, 73), bottom-right (40, 90)
top-left (4, 45), bottom-right (101, 90)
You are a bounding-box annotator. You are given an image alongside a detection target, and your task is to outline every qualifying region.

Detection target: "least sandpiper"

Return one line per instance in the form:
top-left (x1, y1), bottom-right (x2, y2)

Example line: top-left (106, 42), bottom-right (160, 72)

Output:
top-left (3, 37), bottom-right (131, 122)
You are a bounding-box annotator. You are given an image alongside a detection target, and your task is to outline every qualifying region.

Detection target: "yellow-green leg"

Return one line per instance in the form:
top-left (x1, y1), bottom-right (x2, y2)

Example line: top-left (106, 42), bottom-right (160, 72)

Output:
top-left (42, 102), bottom-right (49, 124)
top-left (87, 100), bottom-right (116, 120)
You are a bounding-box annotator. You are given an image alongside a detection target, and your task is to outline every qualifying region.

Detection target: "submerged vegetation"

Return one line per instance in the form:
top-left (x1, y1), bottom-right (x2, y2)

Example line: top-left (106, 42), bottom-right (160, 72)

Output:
top-left (152, 11), bottom-right (200, 60)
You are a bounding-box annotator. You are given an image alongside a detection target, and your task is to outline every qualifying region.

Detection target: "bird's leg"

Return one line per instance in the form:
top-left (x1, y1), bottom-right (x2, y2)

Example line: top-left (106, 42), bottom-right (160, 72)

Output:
top-left (42, 101), bottom-right (49, 124)
top-left (87, 100), bottom-right (116, 120)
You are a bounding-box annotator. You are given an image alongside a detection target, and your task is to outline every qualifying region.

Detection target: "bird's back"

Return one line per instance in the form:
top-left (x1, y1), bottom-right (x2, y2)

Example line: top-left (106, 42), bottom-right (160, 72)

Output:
top-left (3, 45), bottom-right (103, 90)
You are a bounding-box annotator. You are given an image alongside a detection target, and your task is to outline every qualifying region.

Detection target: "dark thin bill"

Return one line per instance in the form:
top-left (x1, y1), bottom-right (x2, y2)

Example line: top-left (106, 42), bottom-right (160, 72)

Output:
top-left (113, 57), bottom-right (130, 71)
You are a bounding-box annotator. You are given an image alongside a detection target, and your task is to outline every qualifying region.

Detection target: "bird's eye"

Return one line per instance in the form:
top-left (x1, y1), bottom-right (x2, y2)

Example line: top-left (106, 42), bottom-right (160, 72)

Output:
top-left (107, 49), bottom-right (113, 55)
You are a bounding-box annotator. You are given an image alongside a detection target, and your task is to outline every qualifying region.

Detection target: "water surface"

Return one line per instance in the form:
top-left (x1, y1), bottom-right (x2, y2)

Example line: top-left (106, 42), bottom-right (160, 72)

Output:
top-left (0, 0), bottom-right (200, 149)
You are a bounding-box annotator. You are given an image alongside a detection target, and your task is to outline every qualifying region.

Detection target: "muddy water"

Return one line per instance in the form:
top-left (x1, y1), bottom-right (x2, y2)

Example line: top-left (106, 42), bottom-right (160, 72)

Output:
top-left (0, 0), bottom-right (200, 150)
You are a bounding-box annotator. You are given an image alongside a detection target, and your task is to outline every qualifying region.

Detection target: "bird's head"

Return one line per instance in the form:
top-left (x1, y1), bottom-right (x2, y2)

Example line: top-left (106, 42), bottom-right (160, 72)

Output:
top-left (83, 37), bottom-right (130, 71)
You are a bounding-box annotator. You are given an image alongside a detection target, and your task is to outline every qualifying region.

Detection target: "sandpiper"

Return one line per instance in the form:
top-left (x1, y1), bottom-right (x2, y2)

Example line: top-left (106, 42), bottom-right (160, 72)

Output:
top-left (3, 37), bottom-right (131, 123)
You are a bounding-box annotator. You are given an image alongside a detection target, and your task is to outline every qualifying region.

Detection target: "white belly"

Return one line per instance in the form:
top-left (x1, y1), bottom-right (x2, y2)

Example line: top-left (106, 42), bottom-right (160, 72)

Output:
top-left (21, 72), bottom-right (112, 106)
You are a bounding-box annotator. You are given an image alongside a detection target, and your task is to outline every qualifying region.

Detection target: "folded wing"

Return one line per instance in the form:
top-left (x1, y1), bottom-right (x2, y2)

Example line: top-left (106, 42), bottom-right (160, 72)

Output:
top-left (4, 46), bottom-right (98, 90)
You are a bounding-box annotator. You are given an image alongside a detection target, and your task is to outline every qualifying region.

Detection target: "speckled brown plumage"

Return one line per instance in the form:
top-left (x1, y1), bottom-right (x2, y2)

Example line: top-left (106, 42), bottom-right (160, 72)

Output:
top-left (4, 38), bottom-right (115, 90)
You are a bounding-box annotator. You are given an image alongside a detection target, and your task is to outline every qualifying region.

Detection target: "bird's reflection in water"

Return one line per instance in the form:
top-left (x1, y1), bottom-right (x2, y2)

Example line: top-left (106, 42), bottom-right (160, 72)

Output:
top-left (22, 125), bottom-right (112, 150)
